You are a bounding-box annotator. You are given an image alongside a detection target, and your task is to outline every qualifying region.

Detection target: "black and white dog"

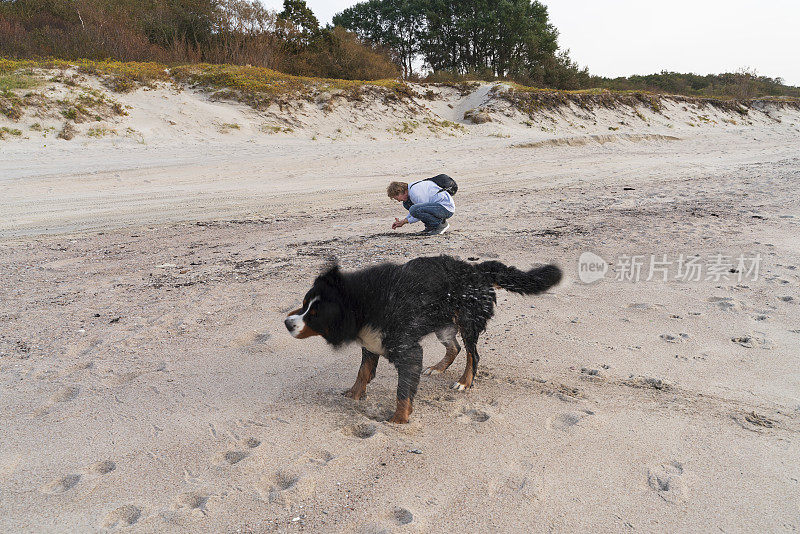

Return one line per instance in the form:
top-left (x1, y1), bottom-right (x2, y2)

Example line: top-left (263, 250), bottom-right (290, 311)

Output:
top-left (285, 255), bottom-right (562, 423)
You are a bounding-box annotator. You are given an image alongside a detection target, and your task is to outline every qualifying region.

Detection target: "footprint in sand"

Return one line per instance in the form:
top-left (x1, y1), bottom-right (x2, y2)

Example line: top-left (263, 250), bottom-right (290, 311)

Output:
top-left (361, 507), bottom-right (415, 533)
top-left (391, 507), bottom-right (414, 525)
top-left (241, 437), bottom-right (261, 449)
top-left (647, 462), bottom-right (687, 503)
top-left (104, 370), bottom-right (142, 386)
top-left (102, 505), bottom-right (141, 528)
top-left (258, 470), bottom-right (316, 506)
top-left (215, 450), bottom-right (248, 466)
top-left (777, 296), bottom-right (794, 303)
top-left (50, 386), bottom-right (80, 403)
top-left (64, 338), bottom-right (101, 361)
top-left (731, 332), bottom-right (776, 349)
top-left (33, 385), bottom-right (81, 416)
top-left (300, 450), bottom-right (335, 467)
top-left (549, 384), bottom-right (584, 402)
top-left (707, 296), bottom-right (742, 311)
top-left (40, 474), bottom-right (81, 494)
top-left (62, 360), bottom-right (94, 377)
top-left (231, 330), bottom-right (272, 352)
top-left (271, 471), bottom-right (299, 492)
top-left (172, 491), bottom-right (207, 511)
top-left (360, 522), bottom-right (392, 534)
top-left (660, 333), bottom-right (689, 343)
top-left (546, 410), bottom-right (594, 432)
top-left (456, 407), bottom-right (491, 423)
top-left (342, 422), bottom-right (377, 439)
top-left (86, 460), bottom-right (116, 475)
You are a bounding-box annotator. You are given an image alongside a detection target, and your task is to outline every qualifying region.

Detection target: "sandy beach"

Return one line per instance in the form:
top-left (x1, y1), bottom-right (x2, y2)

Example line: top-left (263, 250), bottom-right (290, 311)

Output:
top-left (1, 75), bottom-right (799, 532)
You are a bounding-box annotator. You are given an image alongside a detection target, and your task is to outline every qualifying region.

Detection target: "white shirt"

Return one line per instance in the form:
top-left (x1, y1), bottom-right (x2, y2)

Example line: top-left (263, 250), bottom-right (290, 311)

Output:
top-left (405, 180), bottom-right (455, 224)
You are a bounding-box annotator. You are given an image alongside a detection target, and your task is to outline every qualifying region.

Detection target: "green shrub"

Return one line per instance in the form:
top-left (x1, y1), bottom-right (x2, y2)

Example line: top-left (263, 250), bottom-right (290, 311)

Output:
top-left (0, 126), bottom-right (23, 139)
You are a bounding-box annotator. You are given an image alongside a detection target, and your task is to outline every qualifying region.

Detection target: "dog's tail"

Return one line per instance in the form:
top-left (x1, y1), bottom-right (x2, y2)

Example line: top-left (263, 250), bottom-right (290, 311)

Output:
top-left (476, 261), bottom-right (563, 295)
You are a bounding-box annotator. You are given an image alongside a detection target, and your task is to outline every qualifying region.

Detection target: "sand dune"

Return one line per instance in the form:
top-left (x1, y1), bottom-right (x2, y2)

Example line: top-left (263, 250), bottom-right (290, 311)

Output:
top-left (1, 74), bottom-right (799, 532)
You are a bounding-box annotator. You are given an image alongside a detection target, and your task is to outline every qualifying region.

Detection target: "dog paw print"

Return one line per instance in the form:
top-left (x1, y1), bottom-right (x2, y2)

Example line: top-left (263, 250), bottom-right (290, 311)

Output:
top-left (86, 460), bottom-right (116, 474)
top-left (647, 462), bottom-right (687, 503)
top-left (172, 491), bottom-right (207, 512)
top-left (257, 470), bottom-right (316, 508)
top-left (545, 409), bottom-right (594, 432)
top-left (660, 333), bottom-right (689, 343)
top-left (342, 422), bottom-right (377, 439)
top-left (214, 450), bottom-right (248, 466)
top-left (456, 407), bottom-right (491, 423)
top-left (40, 474), bottom-right (81, 494)
top-left (102, 505), bottom-right (141, 528)
top-left (391, 507), bottom-right (414, 525)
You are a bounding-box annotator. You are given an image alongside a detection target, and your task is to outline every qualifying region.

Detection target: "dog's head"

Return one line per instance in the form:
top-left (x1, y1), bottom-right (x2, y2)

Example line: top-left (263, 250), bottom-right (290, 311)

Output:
top-left (284, 265), bottom-right (355, 346)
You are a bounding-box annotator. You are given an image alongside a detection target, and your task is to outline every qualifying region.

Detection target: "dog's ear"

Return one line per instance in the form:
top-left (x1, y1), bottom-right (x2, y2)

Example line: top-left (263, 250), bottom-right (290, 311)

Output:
top-left (325, 290), bottom-right (357, 346)
top-left (316, 262), bottom-right (356, 346)
top-left (319, 261), bottom-right (343, 289)
top-left (321, 256), bottom-right (339, 274)
top-left (322, 264), bottom-right (340, 277)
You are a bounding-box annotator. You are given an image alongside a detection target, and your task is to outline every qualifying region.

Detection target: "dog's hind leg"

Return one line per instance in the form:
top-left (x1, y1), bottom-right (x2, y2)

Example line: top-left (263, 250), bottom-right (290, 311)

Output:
top-left (423, 325), bottom-right (461, 376)
top-left (344, 348), bottom-right (380, 401)
top-left (388, 343), bottom-right (423, 424)
top-left (453, 325), bottom-right (480, 391)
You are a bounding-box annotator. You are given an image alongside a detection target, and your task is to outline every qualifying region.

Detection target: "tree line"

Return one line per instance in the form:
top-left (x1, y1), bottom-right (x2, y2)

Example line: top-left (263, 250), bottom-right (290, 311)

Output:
top-left (333, 0), bottom-right (589, 89)
top-left (0, 0), bottom-right (398, 79)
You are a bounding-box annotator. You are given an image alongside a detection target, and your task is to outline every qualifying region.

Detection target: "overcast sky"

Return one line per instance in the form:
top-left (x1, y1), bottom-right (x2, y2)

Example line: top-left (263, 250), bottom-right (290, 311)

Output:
top-left (259, 0), bottom-right (800, 86)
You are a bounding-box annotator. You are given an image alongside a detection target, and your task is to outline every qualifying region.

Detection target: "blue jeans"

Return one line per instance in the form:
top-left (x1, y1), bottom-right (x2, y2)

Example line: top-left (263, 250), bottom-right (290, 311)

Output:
top-left (407, 202), bottom-right (453, 229)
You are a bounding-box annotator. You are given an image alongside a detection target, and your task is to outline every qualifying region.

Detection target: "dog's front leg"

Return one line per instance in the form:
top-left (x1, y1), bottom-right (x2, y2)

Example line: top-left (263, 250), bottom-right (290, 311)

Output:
top-left (388, 344), bottom-right (423, 424)
top-left (344, 348), bottom-right (380, 400)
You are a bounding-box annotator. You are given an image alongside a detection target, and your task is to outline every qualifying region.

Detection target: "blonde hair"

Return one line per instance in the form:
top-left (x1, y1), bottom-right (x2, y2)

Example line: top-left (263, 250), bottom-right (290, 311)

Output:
top-left (387, 181), bottom-right (408, 198)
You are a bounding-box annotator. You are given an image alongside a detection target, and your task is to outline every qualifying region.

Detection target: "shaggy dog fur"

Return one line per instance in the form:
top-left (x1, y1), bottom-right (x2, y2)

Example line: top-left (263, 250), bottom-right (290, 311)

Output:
top-left (285, 255), bottom-right (562, 423)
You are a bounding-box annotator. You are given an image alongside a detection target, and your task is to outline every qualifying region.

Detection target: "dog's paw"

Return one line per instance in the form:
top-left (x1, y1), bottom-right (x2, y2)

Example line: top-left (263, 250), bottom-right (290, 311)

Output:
top-left (423, 366), bottom-right (443, 376)
top-left (451, 381), bottom-right (468, 391)
top-left (387, 414), bottom-right (409, 424)
top-left (343, 388), bottom-right (364, 400)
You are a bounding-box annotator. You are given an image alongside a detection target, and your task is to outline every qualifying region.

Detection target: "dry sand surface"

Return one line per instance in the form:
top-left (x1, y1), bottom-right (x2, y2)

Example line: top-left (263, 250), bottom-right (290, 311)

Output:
top-left (1, 76), bottom-right (800, 532)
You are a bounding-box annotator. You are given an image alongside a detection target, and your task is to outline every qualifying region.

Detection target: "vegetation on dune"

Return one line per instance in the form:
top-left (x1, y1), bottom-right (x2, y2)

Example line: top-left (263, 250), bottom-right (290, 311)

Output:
top-left (0, 58), bottom-right (797, 122)
top-left (168, 62), bottom-right (413, 109)
top-left (1, 0), bottom-right (796, 98)
top-left (0, 57), bottom-right (411, 95)
top-left (595, 70), bottom-right (800, 100)
top-left (497, 86), bottom-right (763, 122)
top-left (0, 60), bottom-right (130, 132)
top-left (0, 56), bottom-right (797, 145)
top-left (0, 57), bottom-right (419, 126)
top-left (0, 57), bottom-right (171, 87)
top-left (414, 69), bottom-right (800, 101)
top-left (0, 71), bottom-right (38, 91)
top-left (170, 62), bottom-right (404, 97)
top-left (0, 124), bottom-right (22, 138)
